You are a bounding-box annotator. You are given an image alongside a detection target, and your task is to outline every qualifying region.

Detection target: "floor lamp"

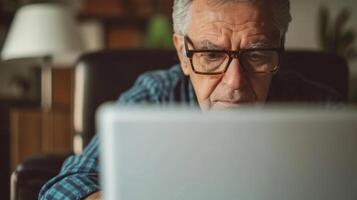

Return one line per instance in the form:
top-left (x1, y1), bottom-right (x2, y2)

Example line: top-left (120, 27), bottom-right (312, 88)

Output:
top-left (1, 3), bottom-right (83, 110)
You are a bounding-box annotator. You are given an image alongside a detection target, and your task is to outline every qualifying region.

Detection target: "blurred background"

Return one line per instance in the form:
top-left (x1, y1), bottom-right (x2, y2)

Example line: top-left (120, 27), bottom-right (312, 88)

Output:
top-left (0, 0), bottom-right (356, 199)
top-left (286, 0), bottom-right (357, 100)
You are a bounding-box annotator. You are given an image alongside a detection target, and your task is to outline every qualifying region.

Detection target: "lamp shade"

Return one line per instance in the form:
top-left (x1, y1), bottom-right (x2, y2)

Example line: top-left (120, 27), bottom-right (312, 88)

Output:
top-left (1, 3), bottom-right (83, 64)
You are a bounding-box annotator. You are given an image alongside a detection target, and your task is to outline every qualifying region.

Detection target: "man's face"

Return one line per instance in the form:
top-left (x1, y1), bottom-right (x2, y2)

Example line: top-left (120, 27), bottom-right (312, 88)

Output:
top-left (173, 0), bottom-right (281, 110)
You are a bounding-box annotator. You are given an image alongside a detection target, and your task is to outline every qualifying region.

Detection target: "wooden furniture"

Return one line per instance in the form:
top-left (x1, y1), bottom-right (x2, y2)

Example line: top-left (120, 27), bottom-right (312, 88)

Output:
top-left (10, 108), bottom-right (73, 172)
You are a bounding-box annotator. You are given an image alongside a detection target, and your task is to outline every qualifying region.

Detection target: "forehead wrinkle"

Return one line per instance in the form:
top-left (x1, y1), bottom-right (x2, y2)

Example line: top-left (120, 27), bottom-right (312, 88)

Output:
top-left (190, 6), bottom-right (279, 50)
top-left (197, 22), bottom-right (221, 35)
top-left (234, 24), bottom-right (280, 48)
top-left (194, 23), bottom-right (225, 46)
top-left (193, 5), bottom-right (265, 32)
top-left (201, 21), bottom-right (269, 39)
top-left (190, 0), bottom-right (275, 34)
top-left (197, 40), bottom-right (224, 49)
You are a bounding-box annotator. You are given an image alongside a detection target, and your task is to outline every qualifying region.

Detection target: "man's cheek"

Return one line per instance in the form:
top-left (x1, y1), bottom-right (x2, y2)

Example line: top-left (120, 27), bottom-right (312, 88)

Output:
top-left (191, 83), bottom-right (211, 110)
top-left (194, 83), bottom-right (212, 104)
top-left (191, 76), bottom-right (221, 109)
top-left (250, 75), bottom-right (272, 101)
top-left (198, 78), bottom-right (220, 97)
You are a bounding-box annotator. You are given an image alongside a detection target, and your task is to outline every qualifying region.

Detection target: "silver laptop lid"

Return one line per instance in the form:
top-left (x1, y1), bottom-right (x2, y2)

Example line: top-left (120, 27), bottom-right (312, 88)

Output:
top-left (98, 104), bottom-right (357, 200)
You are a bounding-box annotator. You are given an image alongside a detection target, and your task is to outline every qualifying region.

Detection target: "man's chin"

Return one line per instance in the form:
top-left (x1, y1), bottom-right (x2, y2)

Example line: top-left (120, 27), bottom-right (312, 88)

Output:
top-left (211, 101), bottom-right (246, 110)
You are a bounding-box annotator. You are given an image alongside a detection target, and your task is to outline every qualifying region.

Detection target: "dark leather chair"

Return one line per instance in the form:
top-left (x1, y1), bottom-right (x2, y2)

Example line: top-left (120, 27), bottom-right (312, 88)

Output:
top-left (74, 49), bottom-right (180, 147)
top-left (10, 49), bottom-right (349, 200)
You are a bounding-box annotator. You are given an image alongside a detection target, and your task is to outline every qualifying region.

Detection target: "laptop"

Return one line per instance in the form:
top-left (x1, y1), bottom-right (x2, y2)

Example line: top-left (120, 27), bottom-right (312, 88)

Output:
top-left (97, 104), bottom-right (357, 200)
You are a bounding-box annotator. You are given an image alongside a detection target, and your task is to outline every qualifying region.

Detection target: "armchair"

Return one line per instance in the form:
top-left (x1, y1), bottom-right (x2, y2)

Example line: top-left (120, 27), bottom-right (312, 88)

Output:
top-left (10, 49), bottom-right (348, 200)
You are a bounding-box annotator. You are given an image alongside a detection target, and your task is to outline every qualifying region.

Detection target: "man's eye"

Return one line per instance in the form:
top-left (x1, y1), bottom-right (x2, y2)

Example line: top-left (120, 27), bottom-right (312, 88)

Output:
top-left (245, 52), bottom-right (269, 62)
top-left (203, 52), bottom-right (225, 61)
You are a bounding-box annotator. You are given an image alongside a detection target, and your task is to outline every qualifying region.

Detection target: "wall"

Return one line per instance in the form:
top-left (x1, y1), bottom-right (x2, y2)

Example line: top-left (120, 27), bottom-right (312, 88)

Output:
top-left (285, 0), bottom-right (357, 100)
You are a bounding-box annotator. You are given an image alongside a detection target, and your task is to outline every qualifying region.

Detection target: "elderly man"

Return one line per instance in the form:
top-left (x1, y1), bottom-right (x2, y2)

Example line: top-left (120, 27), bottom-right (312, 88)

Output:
top-left (39, 0), bottom-right (340, 199)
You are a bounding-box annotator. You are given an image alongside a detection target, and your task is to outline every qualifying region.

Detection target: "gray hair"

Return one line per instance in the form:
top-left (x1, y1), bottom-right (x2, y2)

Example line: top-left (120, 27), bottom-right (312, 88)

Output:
top-left (172, 0), bottom-right (292, 37)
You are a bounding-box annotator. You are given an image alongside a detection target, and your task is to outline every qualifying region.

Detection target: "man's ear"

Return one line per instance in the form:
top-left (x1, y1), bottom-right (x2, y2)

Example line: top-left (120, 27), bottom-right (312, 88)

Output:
top-left (173, 33), bottom-right (190, 76)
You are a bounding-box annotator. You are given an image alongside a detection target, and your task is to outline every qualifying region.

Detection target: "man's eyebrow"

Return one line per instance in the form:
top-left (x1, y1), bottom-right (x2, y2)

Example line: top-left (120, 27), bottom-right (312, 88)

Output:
top-left (195, 40), bottom-right (225, 50)
top-left (245, 41), bottom-right (276, 49)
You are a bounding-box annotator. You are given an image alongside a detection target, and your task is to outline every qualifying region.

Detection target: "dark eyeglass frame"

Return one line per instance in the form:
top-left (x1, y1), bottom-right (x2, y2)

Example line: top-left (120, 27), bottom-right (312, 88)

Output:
top-left (184, 35), bottom-right (284, 75)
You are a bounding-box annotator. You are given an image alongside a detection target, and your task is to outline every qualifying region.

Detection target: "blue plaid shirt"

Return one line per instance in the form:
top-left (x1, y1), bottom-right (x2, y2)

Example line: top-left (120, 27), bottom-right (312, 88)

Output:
top-left (39, 64), bottom-right (341, 200)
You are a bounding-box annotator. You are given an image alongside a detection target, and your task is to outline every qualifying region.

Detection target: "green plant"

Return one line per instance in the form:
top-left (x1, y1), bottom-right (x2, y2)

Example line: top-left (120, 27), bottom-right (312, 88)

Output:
top-left (318, 5), bottom-right (357, 61)
top-left (143, 13), bottom-right (174, 49)
top-left (142, 0), bottom-right (174, 49)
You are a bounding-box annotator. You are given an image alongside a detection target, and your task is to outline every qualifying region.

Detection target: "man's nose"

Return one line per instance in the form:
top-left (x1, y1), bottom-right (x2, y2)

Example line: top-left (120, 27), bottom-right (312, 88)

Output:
top-left (221, 58), bottom-right (247, 89)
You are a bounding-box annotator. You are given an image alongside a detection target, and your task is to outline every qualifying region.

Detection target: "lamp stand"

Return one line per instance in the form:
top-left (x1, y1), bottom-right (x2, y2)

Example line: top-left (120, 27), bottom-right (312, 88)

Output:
top-left (41, 56), bottom-right (53, 111)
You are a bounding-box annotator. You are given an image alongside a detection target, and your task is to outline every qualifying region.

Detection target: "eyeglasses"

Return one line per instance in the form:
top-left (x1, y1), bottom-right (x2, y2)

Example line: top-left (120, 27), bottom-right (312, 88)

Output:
top-left (184, 35), bottom-right (283, 75)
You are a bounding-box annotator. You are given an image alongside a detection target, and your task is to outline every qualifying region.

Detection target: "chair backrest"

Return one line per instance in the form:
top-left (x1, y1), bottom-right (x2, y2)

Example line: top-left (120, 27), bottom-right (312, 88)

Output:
top-left (74, 49), bottom-right (348, 147)
top-left (280, 51), bottom-right (348, 100)
top-left (74, 49), bottom-right (179, 147)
